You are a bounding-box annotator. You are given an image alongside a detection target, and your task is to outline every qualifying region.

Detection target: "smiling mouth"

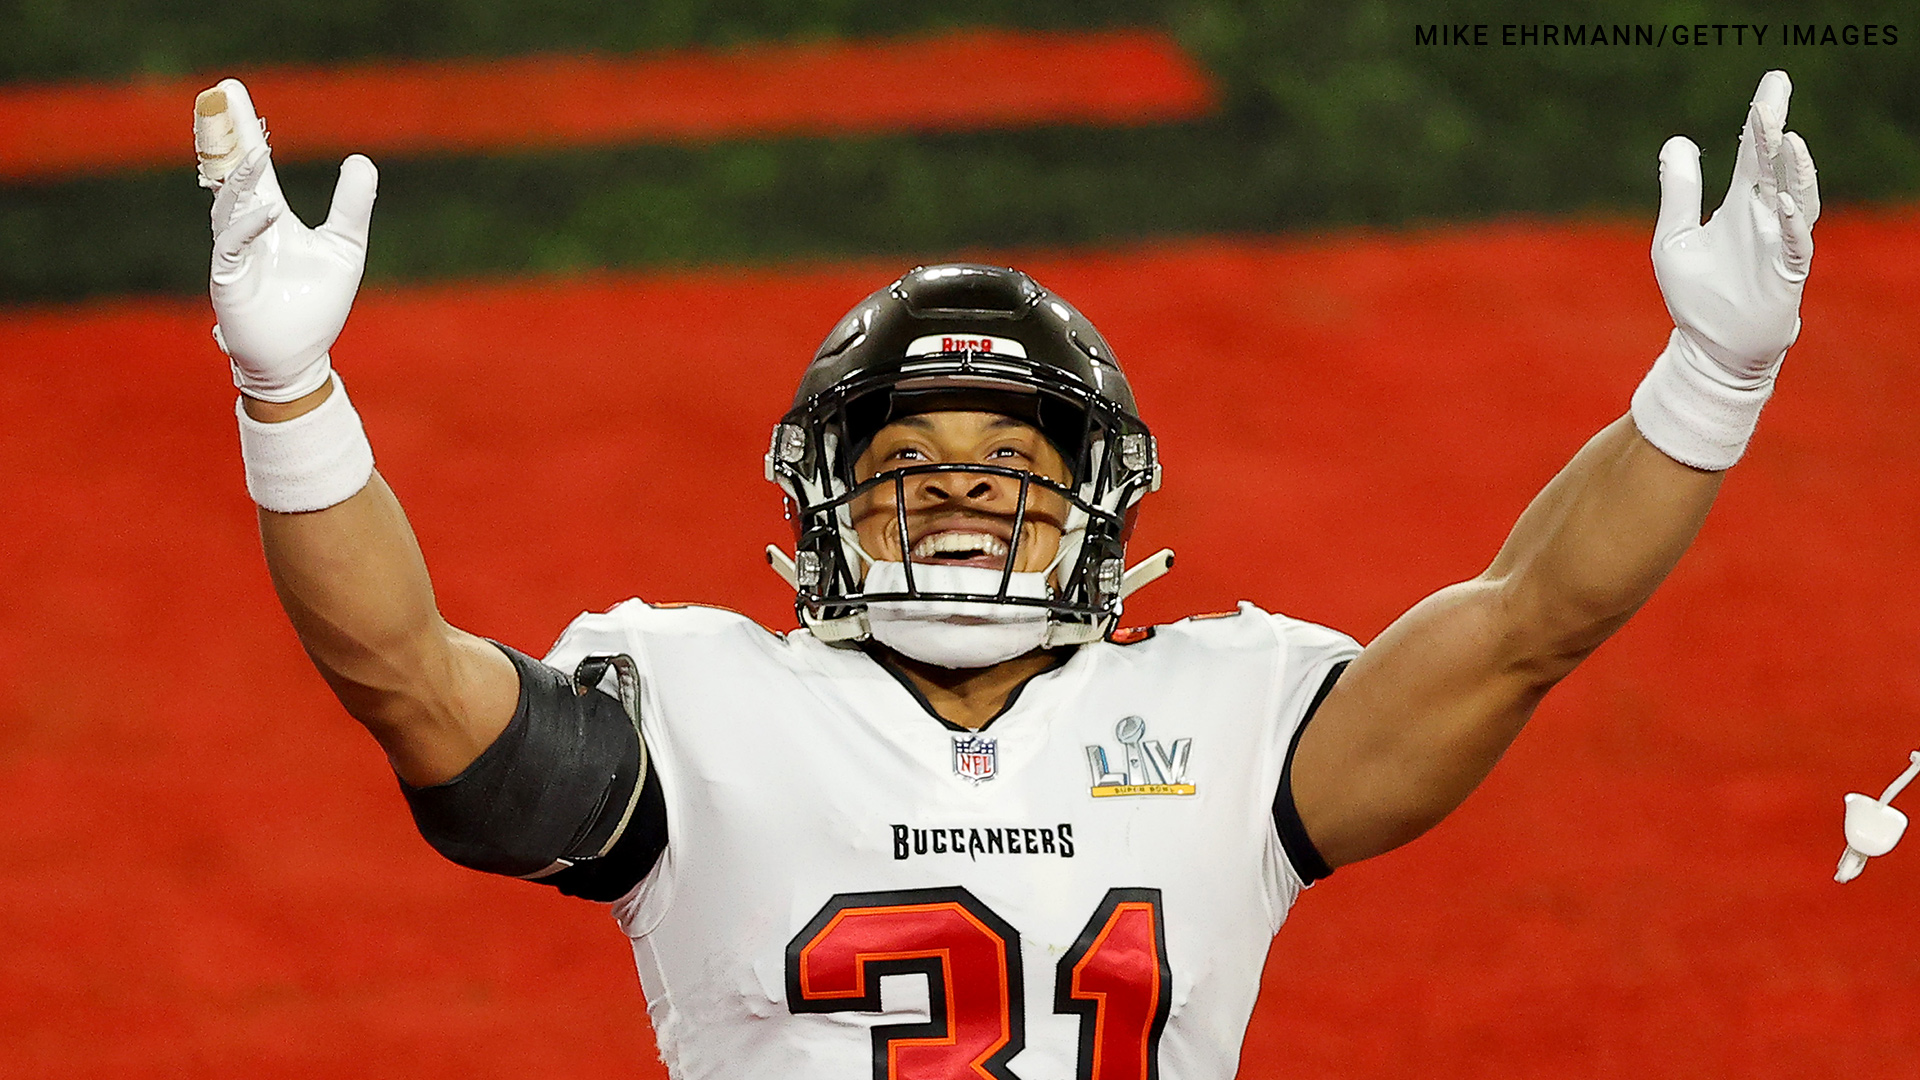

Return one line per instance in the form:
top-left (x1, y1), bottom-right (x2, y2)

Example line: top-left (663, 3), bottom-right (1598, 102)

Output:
top-left (909, 530), bottom-right (1012, 570)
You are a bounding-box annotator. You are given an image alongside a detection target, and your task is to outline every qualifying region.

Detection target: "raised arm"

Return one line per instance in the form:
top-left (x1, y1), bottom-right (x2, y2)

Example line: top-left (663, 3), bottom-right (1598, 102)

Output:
top-left (252, 434), bottom-right (518, 786)
top-left (1290, 71), bottom-right (1820, 869)
top-left (200, 80), bottom-right (515, 785)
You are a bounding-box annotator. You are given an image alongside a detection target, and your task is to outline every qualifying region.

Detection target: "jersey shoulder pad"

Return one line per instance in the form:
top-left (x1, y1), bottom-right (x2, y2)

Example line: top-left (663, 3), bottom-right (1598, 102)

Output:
top-left (1092, 603), bottom-right (1275, 671)
top-left (1256, 603), bottom-right (1363, 665)
top-left (543, 598), bottom-right (785, 671)
top-left (620, 600), bottom-right (783, 636)
top-left (1118, 601), bottom-right (1359, 668)
top-left (1151, 601), bottom-right (1301, 647)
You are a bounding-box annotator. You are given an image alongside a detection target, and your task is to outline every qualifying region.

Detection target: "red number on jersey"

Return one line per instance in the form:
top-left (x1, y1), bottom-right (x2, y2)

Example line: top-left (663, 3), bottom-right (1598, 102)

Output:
top-left (1054, 889), bottom-right (1170, 1080)
top-left (786, 887), bottom-right (1025, 1080)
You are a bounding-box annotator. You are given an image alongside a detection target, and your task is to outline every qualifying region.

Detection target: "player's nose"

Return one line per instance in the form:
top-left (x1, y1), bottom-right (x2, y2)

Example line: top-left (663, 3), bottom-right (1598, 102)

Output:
top-left (917, 471), bottom-right (998, 504)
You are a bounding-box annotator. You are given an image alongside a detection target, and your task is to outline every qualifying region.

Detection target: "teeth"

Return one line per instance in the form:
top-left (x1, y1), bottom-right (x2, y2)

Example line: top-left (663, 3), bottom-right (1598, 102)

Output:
top-left (910, 531), bottom-right (1009, 560)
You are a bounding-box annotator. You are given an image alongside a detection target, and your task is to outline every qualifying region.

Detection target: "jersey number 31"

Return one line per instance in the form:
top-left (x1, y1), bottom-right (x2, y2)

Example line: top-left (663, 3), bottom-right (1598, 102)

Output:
top-left (785, 886), bottom-right (1169, 1080)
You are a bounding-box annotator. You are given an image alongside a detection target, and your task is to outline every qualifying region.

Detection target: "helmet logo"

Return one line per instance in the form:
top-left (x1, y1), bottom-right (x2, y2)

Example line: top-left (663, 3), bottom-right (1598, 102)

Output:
top-left (905, 334), bottom-right (1028, 359)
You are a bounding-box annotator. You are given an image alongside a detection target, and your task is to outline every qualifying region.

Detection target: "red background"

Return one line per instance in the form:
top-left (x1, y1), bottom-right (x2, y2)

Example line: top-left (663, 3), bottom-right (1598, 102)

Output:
top-left (0, 30), bottom-right (1213, 179)
top-left (3, 214), bottom-right (1918, 1077)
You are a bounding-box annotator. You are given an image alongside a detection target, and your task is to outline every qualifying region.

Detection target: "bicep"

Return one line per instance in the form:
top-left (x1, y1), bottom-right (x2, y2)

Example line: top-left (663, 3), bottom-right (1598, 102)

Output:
top-left (1286, 421), bottom-right (1721, 870)
top-left (1287, 578), bottom-right (1554, 869)
top-left (261, 471), bottom-right (521, 783)
top-left (354, 623), bottom-right (521, 786)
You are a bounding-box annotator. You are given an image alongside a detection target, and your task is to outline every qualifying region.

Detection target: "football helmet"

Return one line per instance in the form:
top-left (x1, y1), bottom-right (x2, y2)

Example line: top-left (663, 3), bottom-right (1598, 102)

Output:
top-left (765, 264), bottom-right (1168, 648)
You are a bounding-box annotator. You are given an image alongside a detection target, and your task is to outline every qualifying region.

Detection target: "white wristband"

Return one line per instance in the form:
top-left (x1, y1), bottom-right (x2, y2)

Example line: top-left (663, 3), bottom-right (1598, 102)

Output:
top-left (1629, 328), bottom-right (1776, 472)
top-left (236, 372), bottom-right (376, 512)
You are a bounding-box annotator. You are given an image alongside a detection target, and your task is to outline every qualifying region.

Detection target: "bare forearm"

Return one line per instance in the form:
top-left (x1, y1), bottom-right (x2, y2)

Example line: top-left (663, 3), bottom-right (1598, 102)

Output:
top-left (1297, 73), bottom-right (1812, 872)
top-left (248, 390), bottom-right (515, 784)
top-left (263, 472), bottom-right (439, 706)
top-left (1485, 416), bottom-right (1722, 671)
top-left (1296, 419), bottom-right (1722, 866)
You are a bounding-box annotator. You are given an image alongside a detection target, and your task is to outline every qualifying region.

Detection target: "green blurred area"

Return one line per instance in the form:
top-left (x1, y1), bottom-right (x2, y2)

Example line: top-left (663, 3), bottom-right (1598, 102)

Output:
top-left (0, 0), bottom-right (1162, 80)
top-left (3, 0), bottom-right (1914, 301)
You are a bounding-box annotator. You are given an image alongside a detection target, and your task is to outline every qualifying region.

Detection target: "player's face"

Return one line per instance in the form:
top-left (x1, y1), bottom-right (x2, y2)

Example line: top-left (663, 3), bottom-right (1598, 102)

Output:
top-left (850, 411), bottom-right (1073, 577)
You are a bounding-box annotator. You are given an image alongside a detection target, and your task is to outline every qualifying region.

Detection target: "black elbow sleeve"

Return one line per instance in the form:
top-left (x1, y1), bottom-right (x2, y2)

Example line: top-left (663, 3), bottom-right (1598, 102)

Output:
top-left (400, 644), bottom-right (666, 901)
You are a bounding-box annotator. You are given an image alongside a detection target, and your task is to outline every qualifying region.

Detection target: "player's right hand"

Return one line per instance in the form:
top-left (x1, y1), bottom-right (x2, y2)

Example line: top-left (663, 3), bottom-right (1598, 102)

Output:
top-left (200, 78), bottom-right (378, 403)
top-left (1650, 69), bottom-right (1819, 388)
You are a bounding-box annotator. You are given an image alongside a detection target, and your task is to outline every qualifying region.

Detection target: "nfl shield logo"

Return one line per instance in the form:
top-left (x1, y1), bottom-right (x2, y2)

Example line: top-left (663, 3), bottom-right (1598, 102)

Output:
top-left (952, 735), bottom-right (997, 784)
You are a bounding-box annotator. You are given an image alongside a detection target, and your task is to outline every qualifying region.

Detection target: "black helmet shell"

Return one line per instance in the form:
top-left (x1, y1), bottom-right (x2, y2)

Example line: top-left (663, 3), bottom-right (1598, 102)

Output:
top-left (791, 264), bottom-right (1139, 420)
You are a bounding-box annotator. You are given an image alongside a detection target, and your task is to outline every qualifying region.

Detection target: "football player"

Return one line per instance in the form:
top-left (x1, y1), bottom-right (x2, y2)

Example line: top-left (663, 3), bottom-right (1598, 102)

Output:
top-left (197, 69), bottom-right (1816, 1079)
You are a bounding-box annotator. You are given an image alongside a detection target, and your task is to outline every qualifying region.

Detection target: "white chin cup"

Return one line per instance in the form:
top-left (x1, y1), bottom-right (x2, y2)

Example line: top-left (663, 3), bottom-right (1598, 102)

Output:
top-left (864, 561), bottom-right (1051, 669)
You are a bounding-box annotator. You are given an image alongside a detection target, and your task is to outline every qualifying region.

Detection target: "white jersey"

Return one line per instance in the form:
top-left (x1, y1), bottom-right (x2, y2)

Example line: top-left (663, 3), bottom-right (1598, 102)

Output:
top-left (544, 600), bottom-right (1359, 1080)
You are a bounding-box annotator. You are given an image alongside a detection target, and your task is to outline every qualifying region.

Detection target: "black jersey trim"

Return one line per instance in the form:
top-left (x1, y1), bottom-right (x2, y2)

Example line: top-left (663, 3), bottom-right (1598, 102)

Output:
top-left (1273, 659), bottom-right (1350, 886)
top-left (867, 645), bottom-right (1073, 733)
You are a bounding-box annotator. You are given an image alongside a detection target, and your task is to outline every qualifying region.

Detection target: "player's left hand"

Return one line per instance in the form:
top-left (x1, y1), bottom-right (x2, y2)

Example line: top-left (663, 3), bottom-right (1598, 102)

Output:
top-left (1652, 69), bottom-right (1820, 387)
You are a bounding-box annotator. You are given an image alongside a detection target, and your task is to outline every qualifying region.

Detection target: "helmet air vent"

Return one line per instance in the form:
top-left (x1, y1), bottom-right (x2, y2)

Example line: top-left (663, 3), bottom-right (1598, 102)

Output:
top-left (813, 306), bottom-right (872, 362)
top-left (898, 265), bottom-right (1040, 320)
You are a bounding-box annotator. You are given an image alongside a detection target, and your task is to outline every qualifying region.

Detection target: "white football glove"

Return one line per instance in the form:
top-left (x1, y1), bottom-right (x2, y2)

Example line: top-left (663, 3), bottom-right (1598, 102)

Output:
top-left (202, 78), bottom-right (378, 403)
top-left (1652, 69), bottom-right (1819, 383)
top-left (1632, 70), bottom-right (1820, 470)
